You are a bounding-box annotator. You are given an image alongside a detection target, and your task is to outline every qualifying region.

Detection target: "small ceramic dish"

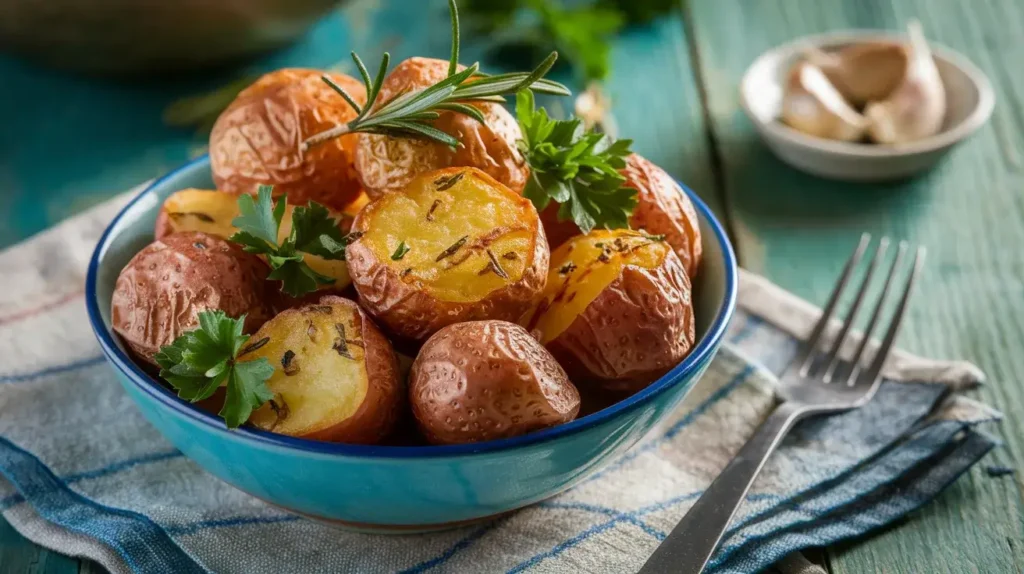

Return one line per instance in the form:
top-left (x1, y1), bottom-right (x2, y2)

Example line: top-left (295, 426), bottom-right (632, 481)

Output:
top-left (85, 155), bottom-right (738, 532)
top-left (741, 30), bottom-right (995, 181)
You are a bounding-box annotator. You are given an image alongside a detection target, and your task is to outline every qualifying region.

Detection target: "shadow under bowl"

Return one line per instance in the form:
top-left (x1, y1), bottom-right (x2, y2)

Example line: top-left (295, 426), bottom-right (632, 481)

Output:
top-left (85, 156), bottom-right (738, 532)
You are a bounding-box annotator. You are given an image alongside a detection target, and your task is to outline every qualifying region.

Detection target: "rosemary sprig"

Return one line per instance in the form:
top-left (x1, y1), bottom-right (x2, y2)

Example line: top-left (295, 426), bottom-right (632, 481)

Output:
top-left (303, 0), bottom-right (570, 151)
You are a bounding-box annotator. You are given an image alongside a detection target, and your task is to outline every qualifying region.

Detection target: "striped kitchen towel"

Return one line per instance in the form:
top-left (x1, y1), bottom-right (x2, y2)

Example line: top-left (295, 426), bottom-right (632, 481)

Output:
top-left (0, 191), bottom-right (1001, 574)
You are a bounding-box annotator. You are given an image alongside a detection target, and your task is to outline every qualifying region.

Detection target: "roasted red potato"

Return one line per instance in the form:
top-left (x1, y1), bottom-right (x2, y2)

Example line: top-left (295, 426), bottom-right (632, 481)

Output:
top-left (111, 231), bottom-right (274, 365)
top-left (526, 229), bottom-right (696, 393)
top-left (246, 296), bottom-right (404, 444)
top-left (209, 68), bottom-right (367, 210)
top-left (354, 57), bottom-right (528, 198)
top-left (541, 154), bottom-right (703, 277)
top-left (346, 167), bottom-right (549, 342)
top-left (409, 320), bottom-right (580, 444)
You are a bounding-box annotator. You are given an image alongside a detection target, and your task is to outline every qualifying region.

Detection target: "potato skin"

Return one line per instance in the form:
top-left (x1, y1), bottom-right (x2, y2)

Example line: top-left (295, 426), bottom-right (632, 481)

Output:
top-left (540, 154), bottom-right (703, 277)
top-left (410, 321), bottom-right (580, 445)
top-left (547, 250), bottom-right (695, 392)
top-left (354, 57), bottom-right (528, 198)
top-left (346, 167), bottom-right (549, 342)
top-left (209, 68), bottom-right (367, 210)
top-left (247, 296), bottom-right (403, 444)
top-left (111, 232), bottom-right (274, 365)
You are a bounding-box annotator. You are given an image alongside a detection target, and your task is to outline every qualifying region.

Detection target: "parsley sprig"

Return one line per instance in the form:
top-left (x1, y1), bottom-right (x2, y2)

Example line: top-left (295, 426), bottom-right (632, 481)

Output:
top-left (302, 0), bottom-right (571, 151)
top-left (229, 185), bottom-right (348, 297)
top-left (515, 89), bottom-right (637, 233)
top-left (154, 311), bottom-right (274, 429)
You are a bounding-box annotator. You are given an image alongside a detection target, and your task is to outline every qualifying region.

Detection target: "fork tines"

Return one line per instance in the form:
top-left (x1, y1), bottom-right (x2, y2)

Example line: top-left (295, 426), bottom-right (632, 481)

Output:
top-left (792, 233), bottom-right (926, 387)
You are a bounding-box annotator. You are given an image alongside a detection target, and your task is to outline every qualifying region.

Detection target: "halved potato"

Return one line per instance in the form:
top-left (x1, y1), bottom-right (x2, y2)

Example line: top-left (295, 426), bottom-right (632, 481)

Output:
top-left (245, 296), bottom-right (403, 444)
top-left (111, 232), bottom-right (274, 366)
top-left (154, 188), bottom-right (360, 294)
top-left (346, 167), bottom-right (549, 341)
top-left (409, 320), bottom-right (579, 445)
top-left (209, 68), bottom-right (367, 210)
top-left (540, 154), bottom-right (703, 277)
top-left (353, 57), bottom-right (528, 198)
top-left (526, 229), bottom-right (695, 392)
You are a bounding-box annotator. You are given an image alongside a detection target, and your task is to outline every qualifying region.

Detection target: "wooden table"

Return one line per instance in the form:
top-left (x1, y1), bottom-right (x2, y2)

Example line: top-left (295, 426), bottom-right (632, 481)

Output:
top-left (2, 0), bottom-right (1021, 571)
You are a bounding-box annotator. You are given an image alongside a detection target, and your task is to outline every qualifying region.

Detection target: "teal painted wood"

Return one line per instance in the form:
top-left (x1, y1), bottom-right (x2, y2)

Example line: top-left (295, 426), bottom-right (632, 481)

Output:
top-left (686, 0), bottom-right (1024, 572)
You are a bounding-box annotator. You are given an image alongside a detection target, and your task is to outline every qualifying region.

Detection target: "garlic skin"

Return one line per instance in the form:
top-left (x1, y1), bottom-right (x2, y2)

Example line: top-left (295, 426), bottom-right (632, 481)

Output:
top-left (865, 21), bottom-right (947, 144)
top-left (805, 42), bottom-right (908, 108)
top-left (782, 61), bottom-right (869, 142)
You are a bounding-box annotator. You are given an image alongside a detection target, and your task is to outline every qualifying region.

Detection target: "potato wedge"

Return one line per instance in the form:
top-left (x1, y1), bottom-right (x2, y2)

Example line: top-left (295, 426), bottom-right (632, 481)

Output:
top-left (526, 229), bottom-right (695, 392)
top-left (410, 321), bottom-right (579, 445)
top-left (209, 68), bottom-right (367, 210)
top-left (154, 188), bottom-right (359, 294)
top-left (540, 154), bottom-right (703, 277)
top-left (346, 167), bottom-right (549, 341)
top-left (353, 57), bottom-right (528, 199)
top-left (111, 232), bottom-right (274, 365)
top-left (246, 296), bottom-right (403, 444)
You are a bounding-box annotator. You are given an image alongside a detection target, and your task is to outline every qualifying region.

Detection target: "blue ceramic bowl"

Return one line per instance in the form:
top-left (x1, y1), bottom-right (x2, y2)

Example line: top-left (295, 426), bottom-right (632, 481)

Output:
top-left (86, 155), bottom-right (737, 532)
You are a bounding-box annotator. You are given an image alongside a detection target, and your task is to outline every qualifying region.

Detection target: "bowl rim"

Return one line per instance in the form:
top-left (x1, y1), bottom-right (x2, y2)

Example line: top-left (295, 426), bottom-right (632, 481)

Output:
top-left (85, 155), bottom-right (738, 459)
top-left (739, 29), bottom-right (996, 158)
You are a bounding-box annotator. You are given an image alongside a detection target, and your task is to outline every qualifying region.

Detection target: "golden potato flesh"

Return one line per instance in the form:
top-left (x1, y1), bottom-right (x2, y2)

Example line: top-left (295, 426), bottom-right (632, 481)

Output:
top-left (111, 232), bottom-right (274, 366)
top-left (410, 321), bottom-right (579, 445)
top-left (353, 57), bottom-right (528, 198)
top-left (246, 296), bottom-right (403, 444)
top-left (346, 167), bottom-right (549, 341)
top-left (154, 188), bottom-right (358, 294)
top-left (209, 68), bottom-right (367, 211)
top-left (527, 229), bottom-right (695, 392)
top-left (540, 154), bottom-right (703, 278)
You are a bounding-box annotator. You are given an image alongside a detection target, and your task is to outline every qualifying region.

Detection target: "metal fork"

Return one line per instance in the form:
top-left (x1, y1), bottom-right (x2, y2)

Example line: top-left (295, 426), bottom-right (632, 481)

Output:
top-left (639, 234), bottom-right (926, 574)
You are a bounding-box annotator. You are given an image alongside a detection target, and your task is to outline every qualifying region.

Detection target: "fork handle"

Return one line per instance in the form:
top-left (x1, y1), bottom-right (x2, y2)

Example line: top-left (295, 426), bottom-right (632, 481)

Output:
top-left (638, 403), bottom-right (806, 574)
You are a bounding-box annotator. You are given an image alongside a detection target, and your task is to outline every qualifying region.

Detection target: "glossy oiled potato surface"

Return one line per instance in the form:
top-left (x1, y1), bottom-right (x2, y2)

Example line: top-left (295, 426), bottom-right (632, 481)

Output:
top-left (528, 229), bottom-right (695, 392)
top-left (346, 167), bottom-right (549, 341)
top-left (354, 57), bottom-right (528, 198)
top-left (210, 68), bottom-right (367, 210)
top-left (246, 296), bottom-right (403, 443)
top-left (410, 321), bottom-right (579, 445)
top-left (541, 154), bottom-right (703, 277)
top-left (111, 231), bottom-right (274, 365)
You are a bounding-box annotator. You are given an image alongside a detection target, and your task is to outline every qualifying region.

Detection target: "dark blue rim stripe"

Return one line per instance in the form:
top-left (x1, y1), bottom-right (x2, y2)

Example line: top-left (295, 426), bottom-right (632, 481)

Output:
top-left (84, 154), bottom-right (738, 459)
top-left (0, 355), bottom-right (105, 385)
top-left (0, 436), bottom-right (206, 574)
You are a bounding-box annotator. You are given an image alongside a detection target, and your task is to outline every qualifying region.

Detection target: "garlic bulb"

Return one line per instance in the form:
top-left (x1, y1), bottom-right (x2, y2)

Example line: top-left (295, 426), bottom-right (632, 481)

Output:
top-left (804, 42), bottom-right (908, 108)
top-left (864, 21), bottom-right (947, 144)
top-left (781, 61), bottom-right (869, 142)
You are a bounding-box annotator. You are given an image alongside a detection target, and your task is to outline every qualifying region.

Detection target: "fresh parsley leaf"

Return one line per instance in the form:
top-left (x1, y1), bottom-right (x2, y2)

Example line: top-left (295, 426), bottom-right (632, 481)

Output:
top-left (228, 186), bottom-right (349, 297)
top-left (154, 311), bottom-right (274, 429)
top-left (516, 89), bottom-right (637, 233)
top-left (391, 241), bottom-right (411, 260)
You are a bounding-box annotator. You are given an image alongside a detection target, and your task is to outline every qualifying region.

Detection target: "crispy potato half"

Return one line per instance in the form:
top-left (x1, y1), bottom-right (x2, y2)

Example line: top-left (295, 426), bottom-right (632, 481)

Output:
top-left (410, 321), bottom-right (580, 445)
top-left (353, 57), bottom-right (528, 199)
top-left (111, 232), bottom-right (274, 365)
top-left (154, 188), bottom-right (361, 294)
top-left (346, 167), bottom-right (549, 341)
top-left (540, 154), bottom-right (703, 277)
top-left (246, 296), bottom-right (404, 444)
top-left (209, 68), bottom-right (367, 210)
top-left (527, 229), bottom-right (696, 393)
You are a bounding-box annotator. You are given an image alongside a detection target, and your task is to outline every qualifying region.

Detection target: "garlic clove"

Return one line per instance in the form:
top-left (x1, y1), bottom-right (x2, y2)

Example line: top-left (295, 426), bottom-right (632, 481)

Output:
top-left (864, 20), bottom-right (947, 144)
top-left (781, 61), bottom-right (869, 142)
top-left (804, 42), bottom-right (908, 107)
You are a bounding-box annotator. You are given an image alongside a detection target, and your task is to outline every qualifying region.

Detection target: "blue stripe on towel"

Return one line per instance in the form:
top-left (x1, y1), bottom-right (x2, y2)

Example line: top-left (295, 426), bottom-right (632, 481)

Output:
top-left (0, 436), bottom-right (206, 574)
top-left (0, 355), bottom-right (105, 384)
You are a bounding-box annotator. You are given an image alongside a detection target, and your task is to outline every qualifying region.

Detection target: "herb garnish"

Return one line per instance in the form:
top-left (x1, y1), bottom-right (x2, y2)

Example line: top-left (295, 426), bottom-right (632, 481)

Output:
top-left (229, 185), bottom-right (349, 298)
top-left (332, 324), bottom-right (354, 359)
top-left (559, 262), bottom-right (577, 274)
top-left (168, 211), bottom-right (216, 223)
top-left (154, 311), bottom-right (275, 429)
top-left (640, 231), bottom-right (666, 242)
top-left (391, 241), bottom-right (411, 260)
top-left (480, 249), bottom-right (510, 279)
top-left (303, 0), bottom-right (570, 151)
top-left (436, 235), bottom-right (469, 262)
top-left (281, 350), bottom-right (299, 376)
top-left (515, 89), bottom-right (637, 234)
top-left (427, 199), bottom-right (442, 221)
top-left (434, 171), bottom-right (465, 191)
